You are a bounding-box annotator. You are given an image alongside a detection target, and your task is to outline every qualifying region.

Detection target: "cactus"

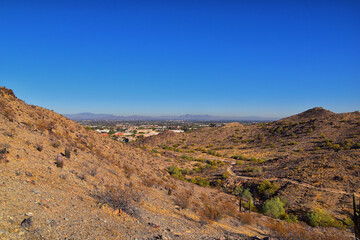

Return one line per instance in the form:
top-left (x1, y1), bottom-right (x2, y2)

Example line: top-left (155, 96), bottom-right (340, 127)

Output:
top-left (36, 145), bottom-right (43, 152)
top-left (239, 197), bottom-right (242, 212)
top-left (354, 194), bottom-right (360, 240)
top-left (56, 155), bottom-right (63, 168)
top-left (65, 147), bottom-right (71, 159)
top-left (249, 198), bottom-right (251, 214)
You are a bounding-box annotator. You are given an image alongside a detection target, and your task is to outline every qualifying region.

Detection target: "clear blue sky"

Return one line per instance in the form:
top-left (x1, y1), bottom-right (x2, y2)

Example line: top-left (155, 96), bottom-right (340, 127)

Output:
top-left (1, 1), bottom-right (359, 118)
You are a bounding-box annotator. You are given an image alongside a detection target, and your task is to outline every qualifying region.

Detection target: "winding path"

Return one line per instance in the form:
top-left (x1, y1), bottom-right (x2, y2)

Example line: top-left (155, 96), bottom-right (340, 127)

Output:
top-left (226, 161), bottom-right (359, 197)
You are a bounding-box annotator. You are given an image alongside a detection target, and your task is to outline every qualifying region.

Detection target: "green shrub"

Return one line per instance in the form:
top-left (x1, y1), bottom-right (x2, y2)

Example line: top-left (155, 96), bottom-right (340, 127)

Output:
top-left (258, 180), bottom-right (280, 198)
top-left (181, 155), bottom-right (194, 161)
top-left (236, 160), bottom-right (244, 165)
top-left (232, 155), bottom-right (247, 160)
top-left (167, 165), bottom-right (184, 180)
top-left (222, 170), bottom-right (231, 179)
top-left (280, 213), bottom-right (298, 223)
top-left (307, 208), bottom-right (343, 228)
top-left (262, 197), bottom-right (285, 219)
top-left (232, 185), bottom-right (243, 196)
top-left (190, 176), bottom-right (210, 187)
top-left (252, 166), bottom-right (262, 175)
top-left (241, 188), bottom-right (252, 200)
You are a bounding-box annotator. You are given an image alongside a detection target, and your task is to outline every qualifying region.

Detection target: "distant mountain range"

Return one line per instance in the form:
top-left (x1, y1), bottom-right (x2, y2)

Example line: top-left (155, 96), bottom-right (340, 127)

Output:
top-left (63, 112), bottom-right (278, 121)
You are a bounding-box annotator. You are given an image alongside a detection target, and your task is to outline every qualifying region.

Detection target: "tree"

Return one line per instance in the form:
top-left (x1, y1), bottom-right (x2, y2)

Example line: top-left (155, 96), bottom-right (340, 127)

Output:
top-left (258, 180), bottom-right (279, 199)
top-left (262, 197), bottom-right (285, 219)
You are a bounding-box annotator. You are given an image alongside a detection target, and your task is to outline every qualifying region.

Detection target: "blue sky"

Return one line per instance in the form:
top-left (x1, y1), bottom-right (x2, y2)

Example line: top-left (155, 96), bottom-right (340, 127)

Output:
top-left (1, 1), bottom-right (359, 118)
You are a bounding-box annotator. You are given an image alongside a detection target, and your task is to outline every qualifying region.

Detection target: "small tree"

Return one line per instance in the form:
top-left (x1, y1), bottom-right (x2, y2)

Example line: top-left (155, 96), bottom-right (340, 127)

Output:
top-left (262, 197), bottom-right (285, 219)
top-left (258, 180), bottom-right (280, 199)
top-left (241, 188), bottom-right (253, 213)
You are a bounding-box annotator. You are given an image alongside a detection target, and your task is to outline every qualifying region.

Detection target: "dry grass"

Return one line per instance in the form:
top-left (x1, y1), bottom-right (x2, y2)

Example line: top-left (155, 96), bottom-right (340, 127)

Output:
top-left (263, 218), bottom-right (346, 240)
top-left (196, 193), bottom-right (226, 224)
top-left (173, 189), bottom-right (192, 209)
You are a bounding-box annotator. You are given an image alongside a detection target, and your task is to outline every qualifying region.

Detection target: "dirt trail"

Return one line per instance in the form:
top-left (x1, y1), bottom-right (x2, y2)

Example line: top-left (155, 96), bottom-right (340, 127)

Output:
top-left (226, 162), bottom-right (359, 198)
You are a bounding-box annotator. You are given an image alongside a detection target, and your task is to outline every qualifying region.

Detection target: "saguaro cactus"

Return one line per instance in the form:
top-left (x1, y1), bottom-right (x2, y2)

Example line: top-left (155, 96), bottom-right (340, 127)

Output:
top-left (354, 194), bottom-right (360, 240)
top-left (56, 155), bottom-right (64, 168)
top-left (65, 147), bottom-right (71, 159)
top-left (239, 197), bottom-right (242, 212)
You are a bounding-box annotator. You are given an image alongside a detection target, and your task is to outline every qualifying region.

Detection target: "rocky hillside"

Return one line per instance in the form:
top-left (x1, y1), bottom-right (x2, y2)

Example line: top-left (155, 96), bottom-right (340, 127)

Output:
top-left (0, 87), bottom-right (258, 239)
top-left (134, 106), bottom-right (360, 236)
top-left (0, 87), bottom-right (355, 239)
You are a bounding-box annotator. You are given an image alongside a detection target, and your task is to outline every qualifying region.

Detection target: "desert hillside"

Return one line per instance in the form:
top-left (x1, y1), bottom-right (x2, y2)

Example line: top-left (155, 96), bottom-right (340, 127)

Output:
top-left (134, 106), bottom-right (360, 236)
top-left (0, 87), bottom-right (357, 239)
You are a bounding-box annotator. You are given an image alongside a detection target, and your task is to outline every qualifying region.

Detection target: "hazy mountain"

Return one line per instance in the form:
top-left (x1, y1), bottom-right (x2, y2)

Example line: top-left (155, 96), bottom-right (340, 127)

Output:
top-left (63, 113), bottom-right (278, 121)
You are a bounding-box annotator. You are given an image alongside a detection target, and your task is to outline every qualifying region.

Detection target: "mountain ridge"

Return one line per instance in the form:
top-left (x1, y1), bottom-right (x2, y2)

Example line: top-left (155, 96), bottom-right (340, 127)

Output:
top-left (64, 112), bottom-right (279, 121)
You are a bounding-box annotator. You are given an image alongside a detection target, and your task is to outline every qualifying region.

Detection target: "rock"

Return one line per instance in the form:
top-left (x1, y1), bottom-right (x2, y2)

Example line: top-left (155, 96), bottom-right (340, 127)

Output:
top-left (25, 212), bottom-right (33, 217)
top-left (32, 189), bottom-right (40, 194)
top-left (25, 172), bottom-right (33, 177)
top-left (20, 217), bottom-right (32, 230)
top-left (148, 222), bottom-right (160, 229)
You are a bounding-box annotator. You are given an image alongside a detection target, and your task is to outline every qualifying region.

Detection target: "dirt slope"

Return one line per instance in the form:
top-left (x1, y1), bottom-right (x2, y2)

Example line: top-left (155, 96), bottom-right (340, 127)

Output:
top-left (0, 87), bottom-right (267, 240)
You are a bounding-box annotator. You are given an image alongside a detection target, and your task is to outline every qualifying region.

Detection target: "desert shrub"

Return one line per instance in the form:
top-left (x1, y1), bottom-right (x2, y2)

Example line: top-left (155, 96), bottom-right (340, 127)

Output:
top-left (167, 165), bottom-right (184, 180)
top-left (258, 180), bottom-right (280, 199)
top-left (238, 212), bottom-right (253, 225)
top-left (151, 149), bottom-right (159, 153)
top-left (89, 167), bottom-right (98, 177)
top-left (232, 185), bottom-right (244, 196)
top-left (262, 197), bottom-right (285, 218)
top-left (249, 157), bottom-right (257, 162)
top-left (222, 170), bottom-right (231, 179)
top-left (0, 100), bottom-right (15, 121)
top-left (280, 213), bottom-right (298, 223)
top-left (142, 176), bottom-right (163, 188)
top-left (174, 190), bottom-right (192, 209)
top-left (51, 140), bottom-right (61, 148)
top-left (181, 155), bottom-right (195, 161)
top-left (95, 185), bottom-right (140, 216)
top-left (196, 194), bottom-right (225, 223)
top-left (123, 163), bottom-right (136, 178)
top-left (236, 160), bottom-right (244, 165)
top-left (240, 188), bottom-right (252, 199)
top-left (331, 144), bottom-right (341, 151)
top-left (307, 208), bottom-right (343, 228)
top-left (232, 155), bottom-right (247, 160)
top-left (287, 141), bottom-right (298, 146)
top-left (190, 176), bottom-right (210, 187)
top-left (342, 217), bottom-right (354, 227)
top-left (240, 188), bottom-right (255, 212)
top-left (36, 145), bottom-right (43, 152)
top-left (251, 166), bottom-right (262, 175)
